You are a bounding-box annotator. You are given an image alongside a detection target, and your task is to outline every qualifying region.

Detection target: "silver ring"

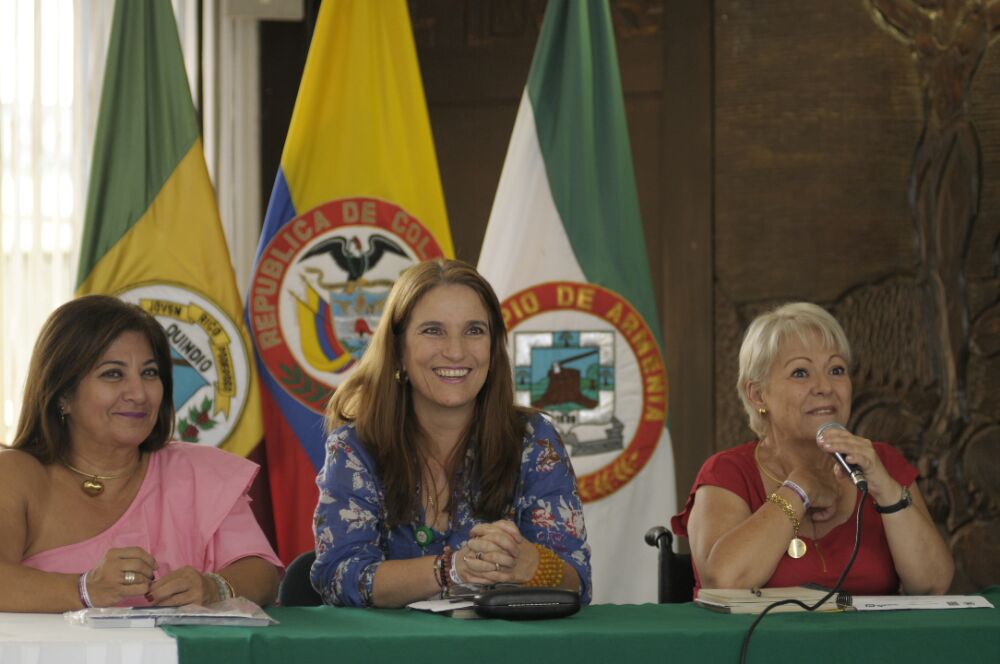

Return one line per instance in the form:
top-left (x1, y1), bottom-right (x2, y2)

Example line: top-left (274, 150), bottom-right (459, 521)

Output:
top-left (494, 562), bottom-right (501, 572)
top-left (123, 570), bottom-right (136, 585)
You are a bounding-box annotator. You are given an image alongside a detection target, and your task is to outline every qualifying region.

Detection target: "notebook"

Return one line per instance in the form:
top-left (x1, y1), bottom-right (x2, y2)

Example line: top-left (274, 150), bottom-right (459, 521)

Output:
top-left (695, 586), bottom-right (843, 614)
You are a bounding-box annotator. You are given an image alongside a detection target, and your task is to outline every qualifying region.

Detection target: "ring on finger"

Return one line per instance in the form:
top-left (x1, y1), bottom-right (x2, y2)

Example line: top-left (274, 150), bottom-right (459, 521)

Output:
top-left (494, 562), bottom-right (501, 572)
top-left (123, 570), bottom-right (136, 585)
top-left (476, 552), bottom-right (483, 560)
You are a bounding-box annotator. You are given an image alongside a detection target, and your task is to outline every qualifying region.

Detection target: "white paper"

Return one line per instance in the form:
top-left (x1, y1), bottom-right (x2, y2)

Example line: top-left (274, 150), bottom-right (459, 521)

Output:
top-left (849, 595), bottom-right (994, 611)
top-left (407, 598), bottom-right (475, 613)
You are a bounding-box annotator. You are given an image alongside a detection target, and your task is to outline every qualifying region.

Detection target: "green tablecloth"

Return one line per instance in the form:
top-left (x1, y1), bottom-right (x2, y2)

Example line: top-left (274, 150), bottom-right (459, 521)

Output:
top-left (164, 586), bottom-right (1000, 664)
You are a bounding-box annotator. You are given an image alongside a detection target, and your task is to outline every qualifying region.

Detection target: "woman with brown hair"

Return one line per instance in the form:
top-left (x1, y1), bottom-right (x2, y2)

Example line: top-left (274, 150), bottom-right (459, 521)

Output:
top-left (0, 295), bottom-right (281, 611)
top-left (312, 258), bottom-right (591, 607)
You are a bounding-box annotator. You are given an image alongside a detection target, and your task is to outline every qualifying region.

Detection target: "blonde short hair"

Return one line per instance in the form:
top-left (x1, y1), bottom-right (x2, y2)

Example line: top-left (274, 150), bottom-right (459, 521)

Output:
top-left (736, 302), bottom-right (851, 437)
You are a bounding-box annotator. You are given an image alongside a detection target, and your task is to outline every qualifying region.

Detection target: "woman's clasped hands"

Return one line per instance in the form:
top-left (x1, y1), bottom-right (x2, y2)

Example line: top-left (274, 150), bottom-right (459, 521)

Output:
top-left (83, 547), bottom-right (156, 606)
top-left (454, 520), bottom-right (539, 585)
top-left (84, 546), bottom-right (226, 607)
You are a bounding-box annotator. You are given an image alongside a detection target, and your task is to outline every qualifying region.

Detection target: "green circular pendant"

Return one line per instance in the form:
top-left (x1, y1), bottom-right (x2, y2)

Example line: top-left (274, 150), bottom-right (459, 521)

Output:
top-left (415, 526), bottom-right (434, 547)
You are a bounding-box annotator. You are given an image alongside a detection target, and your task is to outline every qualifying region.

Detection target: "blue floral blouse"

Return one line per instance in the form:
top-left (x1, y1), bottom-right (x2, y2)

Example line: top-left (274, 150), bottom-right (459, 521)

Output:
top-left (310, 412), bottom-right (592, 607)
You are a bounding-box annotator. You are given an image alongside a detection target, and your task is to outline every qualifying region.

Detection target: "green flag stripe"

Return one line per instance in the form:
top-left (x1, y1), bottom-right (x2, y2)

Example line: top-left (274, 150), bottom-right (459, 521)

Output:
top-left (526, 0), bottom-right (662, 343)
top-left (77, 0), bottom-right (200, 287)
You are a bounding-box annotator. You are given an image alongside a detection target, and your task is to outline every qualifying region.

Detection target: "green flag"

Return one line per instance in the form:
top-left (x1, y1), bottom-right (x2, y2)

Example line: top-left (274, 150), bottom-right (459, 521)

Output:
top-left (478, 0), bottom-right (674, 604)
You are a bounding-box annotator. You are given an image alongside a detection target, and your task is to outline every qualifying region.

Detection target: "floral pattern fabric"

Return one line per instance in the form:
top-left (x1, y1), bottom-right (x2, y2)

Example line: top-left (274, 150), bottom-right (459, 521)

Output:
top-left (311, 412), bottom-right (592, 607)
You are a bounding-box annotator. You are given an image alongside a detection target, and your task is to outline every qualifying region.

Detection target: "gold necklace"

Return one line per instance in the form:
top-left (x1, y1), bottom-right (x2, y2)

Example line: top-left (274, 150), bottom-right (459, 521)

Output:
top-left (754, 443), bottom-right (785, 484)
top-left (63, 457), bottom-right (140, 497)
top-left (804, 513), bottom-right (827, 573)
top-left (421, 453), bottom-right (450, 515)
top-left (754, 442), bottom-right (807, 559)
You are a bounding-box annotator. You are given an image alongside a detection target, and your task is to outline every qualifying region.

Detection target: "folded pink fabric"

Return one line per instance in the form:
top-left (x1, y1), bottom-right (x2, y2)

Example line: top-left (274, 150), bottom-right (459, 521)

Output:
top-left (23, 442), bottom-right (283, 606)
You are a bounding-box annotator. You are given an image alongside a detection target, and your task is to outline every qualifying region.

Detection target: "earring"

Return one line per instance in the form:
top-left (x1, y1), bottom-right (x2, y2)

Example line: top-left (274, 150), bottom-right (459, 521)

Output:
top-left (757, 407), bottom-right (767, 416)
top-left (58, 405), bottom-right (67, 425)
top-left (395, 369), bottom-right (408, 384)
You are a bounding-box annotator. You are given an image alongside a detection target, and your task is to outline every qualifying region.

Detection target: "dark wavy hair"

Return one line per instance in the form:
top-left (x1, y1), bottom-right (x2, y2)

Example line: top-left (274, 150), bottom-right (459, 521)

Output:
top-left (326, 258), bottom-right (531, 526)
top-left (11, 295), bottom-right (175, 463)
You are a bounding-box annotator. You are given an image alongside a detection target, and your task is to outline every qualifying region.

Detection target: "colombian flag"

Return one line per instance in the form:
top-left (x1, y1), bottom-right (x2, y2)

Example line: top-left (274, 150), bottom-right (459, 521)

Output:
top-left (247, 0), bottom-right (453, 562)
top-left (77, 0), bottom-right (262, 458)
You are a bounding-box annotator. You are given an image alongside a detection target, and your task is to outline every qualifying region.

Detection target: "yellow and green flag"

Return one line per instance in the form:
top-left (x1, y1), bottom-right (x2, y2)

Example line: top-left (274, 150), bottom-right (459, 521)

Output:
top-left (77, 0), bottom-right (261, 457)
top-left (247, 0), bottom-right (452, 561)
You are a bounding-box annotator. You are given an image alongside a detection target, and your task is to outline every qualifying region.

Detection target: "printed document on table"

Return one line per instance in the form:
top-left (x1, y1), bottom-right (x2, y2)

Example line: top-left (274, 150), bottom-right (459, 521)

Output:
top-left (848, 595), bottom-right (994, 611)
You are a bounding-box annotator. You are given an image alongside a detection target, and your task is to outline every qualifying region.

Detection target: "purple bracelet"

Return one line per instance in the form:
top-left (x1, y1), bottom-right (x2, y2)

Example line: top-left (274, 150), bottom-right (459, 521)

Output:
top-left (782, 479), bottom-right (811, 510)
top-left (78, 571), bottom-right (93, 608)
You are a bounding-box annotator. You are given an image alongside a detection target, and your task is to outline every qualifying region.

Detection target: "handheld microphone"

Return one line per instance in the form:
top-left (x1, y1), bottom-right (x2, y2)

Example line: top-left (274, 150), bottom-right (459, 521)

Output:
top-left (815, 422), bottom-right (868, 493)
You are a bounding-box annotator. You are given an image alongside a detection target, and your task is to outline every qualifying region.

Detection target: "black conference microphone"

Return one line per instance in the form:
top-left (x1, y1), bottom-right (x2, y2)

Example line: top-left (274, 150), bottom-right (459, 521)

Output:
top-left (815, 422), bottom-right (868, 493)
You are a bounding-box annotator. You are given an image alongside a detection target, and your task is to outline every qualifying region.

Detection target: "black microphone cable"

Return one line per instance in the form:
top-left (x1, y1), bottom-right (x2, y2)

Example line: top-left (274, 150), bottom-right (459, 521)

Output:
top-left (738, 487), bottom-right (869, 664)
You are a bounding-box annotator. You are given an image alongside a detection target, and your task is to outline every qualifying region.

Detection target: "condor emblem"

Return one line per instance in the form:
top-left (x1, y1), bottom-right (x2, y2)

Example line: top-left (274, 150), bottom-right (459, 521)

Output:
top-left (503, 282), bottom-right (667, 502)
top-left (249, 197), bottom-right (445, 413)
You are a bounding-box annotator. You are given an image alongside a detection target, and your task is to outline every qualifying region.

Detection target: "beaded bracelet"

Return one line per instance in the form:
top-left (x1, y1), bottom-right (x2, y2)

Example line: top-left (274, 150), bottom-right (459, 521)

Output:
top-left (441, 546), bottom-right (455, 589)
top-left (781, 479), bottom-right (811, 510)
top-left (205, 572), bottom-right (235, 602)
top-left (432, 552), bottom-right (446, 590)
top-left (78, 571), bottom-right (93, 608)
top-left (523, 544), bottom-right (564, 588)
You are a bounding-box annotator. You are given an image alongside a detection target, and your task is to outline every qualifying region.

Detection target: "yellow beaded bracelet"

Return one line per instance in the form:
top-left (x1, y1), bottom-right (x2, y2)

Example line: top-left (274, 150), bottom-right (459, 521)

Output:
top-left (523, 544), bottom-right (565, 588)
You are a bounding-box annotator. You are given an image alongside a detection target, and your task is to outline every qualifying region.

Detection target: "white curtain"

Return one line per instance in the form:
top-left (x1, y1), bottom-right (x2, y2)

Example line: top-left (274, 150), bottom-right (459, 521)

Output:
top-left (0, 0), bottom-right (111, 443)
top-left (0, 0), bottom-right (261, 444)
top-left (202, 1), bottom-right (261, 296)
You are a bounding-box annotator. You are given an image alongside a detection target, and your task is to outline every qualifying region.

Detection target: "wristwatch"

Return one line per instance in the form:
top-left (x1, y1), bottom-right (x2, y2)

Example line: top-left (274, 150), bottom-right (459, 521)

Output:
top-left (875, 484), bottom-right (912, 514)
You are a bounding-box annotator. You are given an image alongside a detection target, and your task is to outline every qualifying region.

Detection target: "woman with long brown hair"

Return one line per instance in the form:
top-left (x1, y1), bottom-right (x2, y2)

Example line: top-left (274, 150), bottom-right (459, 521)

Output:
top-left (0, 295), bottom-right (281, 611)
top-left (312, 259), bottom-right (591, 607)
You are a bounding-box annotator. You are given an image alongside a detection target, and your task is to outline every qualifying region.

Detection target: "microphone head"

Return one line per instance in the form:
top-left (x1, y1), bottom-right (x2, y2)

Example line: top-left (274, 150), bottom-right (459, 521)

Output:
top-left (816, 421), bottom-right (847, 441)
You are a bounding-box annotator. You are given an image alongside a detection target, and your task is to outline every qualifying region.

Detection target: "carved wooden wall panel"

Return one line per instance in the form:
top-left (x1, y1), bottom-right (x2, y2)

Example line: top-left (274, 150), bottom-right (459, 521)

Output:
top-left (714, 0), bottom-right (1000, 592)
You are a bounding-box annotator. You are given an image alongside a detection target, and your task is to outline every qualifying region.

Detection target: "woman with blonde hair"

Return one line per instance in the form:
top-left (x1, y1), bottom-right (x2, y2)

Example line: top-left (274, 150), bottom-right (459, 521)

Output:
top-left (672, 302), bottom-right (952, 595)
top-left (311, 258), bottom-right (590, 607)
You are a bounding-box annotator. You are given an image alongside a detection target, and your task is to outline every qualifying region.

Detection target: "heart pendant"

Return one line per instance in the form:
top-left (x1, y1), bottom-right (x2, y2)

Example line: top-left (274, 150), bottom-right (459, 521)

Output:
top-left (82, 479), bottom-right (105, 496)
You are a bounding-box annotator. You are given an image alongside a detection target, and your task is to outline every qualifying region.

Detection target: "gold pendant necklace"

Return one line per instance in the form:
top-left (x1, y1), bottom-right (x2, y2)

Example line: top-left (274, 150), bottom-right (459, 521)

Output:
top-left (63, 458), bottom-right (138, 496)
top-left (754, 442), bottom-right (785, 485)
top-left (802, 513), bottom-right (826, 570)
top-left (756, 442), bottom-right (808, 559)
